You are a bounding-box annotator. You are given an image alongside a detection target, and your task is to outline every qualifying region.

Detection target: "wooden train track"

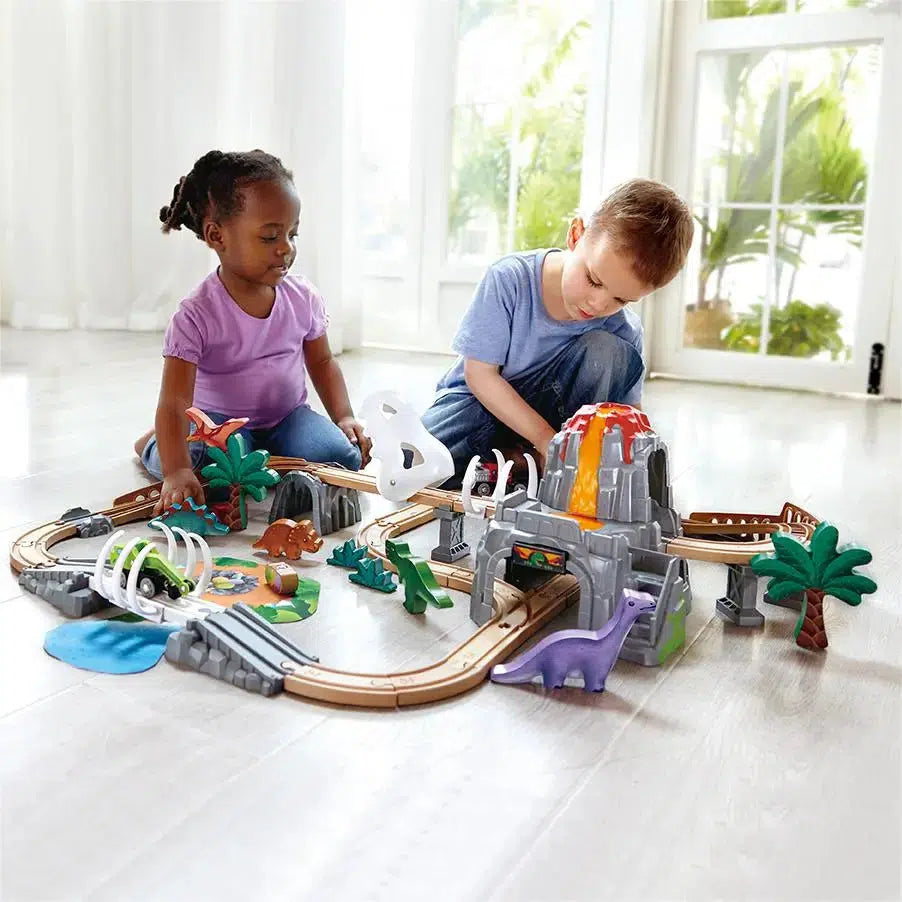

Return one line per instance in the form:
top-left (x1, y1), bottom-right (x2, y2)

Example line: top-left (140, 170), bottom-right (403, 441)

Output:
top-left (670, 502), bottom-right (818, 563)
top-left (8, 459), bottom-right (819, 707)
top-left (10, 456), bottom-right (815, 576)
top-left (10, 495), bottom-right (159, 573)
top-left (356, 504), bottom-right (523, 613)
top-left (281, 572), bottom-right (578, 707)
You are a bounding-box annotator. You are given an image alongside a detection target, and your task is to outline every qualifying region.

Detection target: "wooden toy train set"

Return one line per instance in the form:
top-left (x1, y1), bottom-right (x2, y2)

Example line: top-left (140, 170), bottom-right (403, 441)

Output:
top-left (9, 398), bottom-right (877, 707)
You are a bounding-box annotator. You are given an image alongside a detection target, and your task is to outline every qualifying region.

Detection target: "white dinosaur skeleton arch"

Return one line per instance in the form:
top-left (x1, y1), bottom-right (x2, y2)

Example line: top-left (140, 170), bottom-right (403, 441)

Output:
top-left (359, 389), bottom-right (540, 513)
top-left (90, 528), bottom-right (219, 625)
top-left (461, 449), bottom-right (539, 518)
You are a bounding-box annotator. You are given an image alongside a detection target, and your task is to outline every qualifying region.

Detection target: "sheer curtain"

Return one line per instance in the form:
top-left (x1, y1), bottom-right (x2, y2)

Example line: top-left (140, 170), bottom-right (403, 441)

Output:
top-left (0, 0), bottom-right (355, 351)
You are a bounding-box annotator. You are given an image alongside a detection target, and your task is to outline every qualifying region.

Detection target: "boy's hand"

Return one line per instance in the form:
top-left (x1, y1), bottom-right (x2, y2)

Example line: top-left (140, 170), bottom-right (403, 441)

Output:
top-left (337, 416), bottom-right (372, 468)
top-left (156, 468), bottom-right (204, 515)
top-left (532, 426), bottom-right (556, 469)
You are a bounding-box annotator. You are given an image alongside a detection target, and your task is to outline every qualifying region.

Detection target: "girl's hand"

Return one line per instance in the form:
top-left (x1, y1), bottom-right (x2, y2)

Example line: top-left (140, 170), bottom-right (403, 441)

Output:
top-left (156, 467), bottom-right (204, 515)
top-left (337, 416), bottom-right (373, 468)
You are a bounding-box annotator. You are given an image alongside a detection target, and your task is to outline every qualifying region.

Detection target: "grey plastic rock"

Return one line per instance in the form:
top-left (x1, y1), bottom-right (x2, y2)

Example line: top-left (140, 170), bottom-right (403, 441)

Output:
top-left (471, 406), bottom-right (690, 667)
top-left (164, 603), bottom-right (319, 697)
top-left (19, 567), bottom-right (109, 618)
top-left (268, 470), bottom-right (361, 536)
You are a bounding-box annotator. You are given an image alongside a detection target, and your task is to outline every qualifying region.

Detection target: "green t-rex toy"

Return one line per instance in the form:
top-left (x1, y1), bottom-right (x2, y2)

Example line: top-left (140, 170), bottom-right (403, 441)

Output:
top-left (385, 539), bottom-right (454, 614)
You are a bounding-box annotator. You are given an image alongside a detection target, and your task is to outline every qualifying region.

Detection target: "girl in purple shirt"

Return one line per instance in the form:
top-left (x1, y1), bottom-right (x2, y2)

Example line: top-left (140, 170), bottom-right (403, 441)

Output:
top-left (135, 149), bottom-right (370, 513)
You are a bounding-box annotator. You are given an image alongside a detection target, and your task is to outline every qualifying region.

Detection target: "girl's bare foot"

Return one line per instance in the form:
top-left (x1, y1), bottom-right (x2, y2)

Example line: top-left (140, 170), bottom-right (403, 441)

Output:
top-left (134, 428), bottom-right (154, 458)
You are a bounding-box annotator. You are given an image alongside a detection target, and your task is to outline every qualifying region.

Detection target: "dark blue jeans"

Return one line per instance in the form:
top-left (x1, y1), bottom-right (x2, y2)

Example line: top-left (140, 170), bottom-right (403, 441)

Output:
top-left (141, 404), bottom-right (362, 480)
top-left (421, 330), bottom-right (644, 481)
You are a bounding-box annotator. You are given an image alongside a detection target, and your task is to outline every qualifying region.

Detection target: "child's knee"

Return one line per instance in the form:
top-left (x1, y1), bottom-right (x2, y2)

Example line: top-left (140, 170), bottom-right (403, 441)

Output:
top-left (348, 443), bottom-right (363, 471)
top-left (334, 439), bottom-right (362, 471)
top-left (567, 330), bottom-right (642, 398)
top-left (572, 329), bottom-right (619, 361)
top-left (189, 442), bottom-right (207, 468)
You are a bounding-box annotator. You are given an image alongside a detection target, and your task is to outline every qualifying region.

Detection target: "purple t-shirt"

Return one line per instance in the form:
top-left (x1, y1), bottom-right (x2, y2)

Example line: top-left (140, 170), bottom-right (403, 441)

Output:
top-left (163, 271), bottom-right (328, 429)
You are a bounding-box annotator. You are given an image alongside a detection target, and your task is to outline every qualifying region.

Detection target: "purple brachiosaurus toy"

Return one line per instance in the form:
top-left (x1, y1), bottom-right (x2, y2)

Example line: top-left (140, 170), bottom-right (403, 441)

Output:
top-left (490, 588), bottom-right (656, 692)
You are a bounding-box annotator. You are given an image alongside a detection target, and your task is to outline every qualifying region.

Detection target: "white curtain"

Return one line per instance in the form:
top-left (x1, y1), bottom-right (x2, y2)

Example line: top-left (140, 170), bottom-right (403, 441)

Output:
top-left (0, 0), bottom-right (356, 351)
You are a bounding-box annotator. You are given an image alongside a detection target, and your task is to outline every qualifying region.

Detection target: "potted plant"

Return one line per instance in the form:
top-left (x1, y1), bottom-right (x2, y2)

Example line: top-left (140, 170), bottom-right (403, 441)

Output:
top-left (721, 299), bottom-right (849, 359)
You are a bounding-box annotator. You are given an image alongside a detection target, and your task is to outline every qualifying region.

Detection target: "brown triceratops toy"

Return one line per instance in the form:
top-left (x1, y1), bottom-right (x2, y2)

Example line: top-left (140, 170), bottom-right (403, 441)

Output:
top-left (253, 518), bottom-right (323, 559)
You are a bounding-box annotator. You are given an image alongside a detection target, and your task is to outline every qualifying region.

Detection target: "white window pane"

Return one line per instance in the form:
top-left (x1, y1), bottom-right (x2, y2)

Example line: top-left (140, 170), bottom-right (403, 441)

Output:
top-left (772, 213), bottom-right (861, 359)
top-left (685, 206), bottom-right (771, 349)
top-left (779, 45), bottom-right (879, 204)
top-left (796, 0), bottom-right (872, 11)
top-left (693, 51), bottom-right (783, 207)
top-left (706, 1), bottom-right (789, 19)
top-left (688, 39), bottom-right (880, 361)
top-left (448, 102), bottom-right (511, 262)
top-left (347, 1), bottom-right (415, 260)
top-left (448, 0), bottom-right (592, 262)
top-left (706, 0), bottom-right (871, 18)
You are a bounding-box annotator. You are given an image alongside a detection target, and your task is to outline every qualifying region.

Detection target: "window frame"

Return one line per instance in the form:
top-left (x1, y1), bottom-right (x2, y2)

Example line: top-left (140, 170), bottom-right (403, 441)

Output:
top-left (353, 0), bottom-right (658, 354)
top-left (651, 0), bottom-right (902, 395)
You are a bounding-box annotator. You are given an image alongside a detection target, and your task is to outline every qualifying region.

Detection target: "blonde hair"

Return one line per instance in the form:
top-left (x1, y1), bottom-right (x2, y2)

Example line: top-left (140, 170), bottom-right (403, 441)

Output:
top-left (587, 179), bottom-right (693, 287)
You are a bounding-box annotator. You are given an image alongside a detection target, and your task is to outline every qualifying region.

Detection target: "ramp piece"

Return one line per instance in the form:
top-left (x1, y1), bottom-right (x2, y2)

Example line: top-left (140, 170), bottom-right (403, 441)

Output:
top-left (165, 602), bottom-right (319, 696)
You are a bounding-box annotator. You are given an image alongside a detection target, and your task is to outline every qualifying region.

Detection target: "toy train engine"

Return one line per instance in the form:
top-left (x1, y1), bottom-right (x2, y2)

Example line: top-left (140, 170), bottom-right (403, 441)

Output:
top-left (108, 540), bottom-right (196, 599)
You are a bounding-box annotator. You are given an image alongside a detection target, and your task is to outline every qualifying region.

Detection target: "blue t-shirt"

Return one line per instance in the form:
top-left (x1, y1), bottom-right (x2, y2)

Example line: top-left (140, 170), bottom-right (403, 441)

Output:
top-left (437, 249), bottom-right (645, 405)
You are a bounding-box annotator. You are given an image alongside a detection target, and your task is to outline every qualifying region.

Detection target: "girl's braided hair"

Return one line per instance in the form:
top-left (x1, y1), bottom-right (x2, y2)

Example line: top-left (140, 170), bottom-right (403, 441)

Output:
top-left (159, 149), bottom-right (294, 238)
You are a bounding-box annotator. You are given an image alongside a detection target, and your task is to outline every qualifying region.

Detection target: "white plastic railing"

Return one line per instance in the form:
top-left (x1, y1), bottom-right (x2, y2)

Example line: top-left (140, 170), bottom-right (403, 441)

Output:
top-left (461, 449), bottom-right (537, 518)
top-left (89, 527), bottom-right (216, 624)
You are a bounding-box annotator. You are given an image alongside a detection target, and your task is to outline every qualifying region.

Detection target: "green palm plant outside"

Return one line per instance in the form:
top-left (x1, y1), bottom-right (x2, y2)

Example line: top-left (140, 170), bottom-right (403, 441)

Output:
top-left (448, 15), bottom-right (589, 252)
top-left (201, 434), bottom-right (281, 531)
top-left (750, 522), bottom-right (876, 650)
top-left (697, 81), bottom-right (832, 305)
top-left (695, 8), bottom-right (869, 356)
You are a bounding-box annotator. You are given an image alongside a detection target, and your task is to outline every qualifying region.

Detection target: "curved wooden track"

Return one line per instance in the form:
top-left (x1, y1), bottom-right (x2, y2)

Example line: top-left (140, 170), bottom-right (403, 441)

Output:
top-left (8, 459), bottom-right (819, 706)
top-left (282, 574), bottom-right (578, 707)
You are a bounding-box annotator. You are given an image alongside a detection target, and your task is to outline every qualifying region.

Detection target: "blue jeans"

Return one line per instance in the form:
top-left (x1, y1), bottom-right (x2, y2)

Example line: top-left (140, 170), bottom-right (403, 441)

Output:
top-left (141, 404), bottom-right (362, 480)
top-left (421, 330), bottom-right (644, 480)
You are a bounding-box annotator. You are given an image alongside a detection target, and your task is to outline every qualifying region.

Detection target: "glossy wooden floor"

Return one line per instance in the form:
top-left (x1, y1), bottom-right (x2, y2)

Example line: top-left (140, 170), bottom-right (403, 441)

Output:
top-left (1, 328), bottom-right (899, 902)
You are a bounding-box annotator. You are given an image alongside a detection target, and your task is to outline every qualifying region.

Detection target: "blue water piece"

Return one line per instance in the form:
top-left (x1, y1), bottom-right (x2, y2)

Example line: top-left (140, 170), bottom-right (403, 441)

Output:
top-left (43, 620), bottom-right (179, 675)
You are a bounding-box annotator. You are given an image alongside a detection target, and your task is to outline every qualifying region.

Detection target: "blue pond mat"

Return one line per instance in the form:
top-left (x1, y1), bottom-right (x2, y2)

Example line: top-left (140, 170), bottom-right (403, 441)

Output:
top-left (44, 620), bottom-right (180, 675)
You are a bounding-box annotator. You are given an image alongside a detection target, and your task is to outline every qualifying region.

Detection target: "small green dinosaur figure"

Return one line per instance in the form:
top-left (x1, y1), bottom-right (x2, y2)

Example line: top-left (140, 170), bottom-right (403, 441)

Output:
top-left (327, 539), bottom-right (368, 570)
top-left (349, 557), bottom-right (397, 594)
top-left (385, 539), bottom-right (453, 614)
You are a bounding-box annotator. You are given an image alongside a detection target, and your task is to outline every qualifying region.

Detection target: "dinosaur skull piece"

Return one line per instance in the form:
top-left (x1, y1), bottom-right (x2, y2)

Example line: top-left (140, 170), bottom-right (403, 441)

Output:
top-left (359, 391), bottom-right (454, 502)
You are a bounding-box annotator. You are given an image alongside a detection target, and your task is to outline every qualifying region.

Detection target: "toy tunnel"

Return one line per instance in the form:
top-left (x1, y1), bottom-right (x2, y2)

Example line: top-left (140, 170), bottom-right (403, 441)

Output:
top-left (647, 448), bottom-right (668, 511)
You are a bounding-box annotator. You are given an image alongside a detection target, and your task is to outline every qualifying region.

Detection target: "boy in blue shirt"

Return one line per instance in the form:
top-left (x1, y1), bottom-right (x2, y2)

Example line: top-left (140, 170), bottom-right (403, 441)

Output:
top-left (422, 178), bottom-right (693, 481)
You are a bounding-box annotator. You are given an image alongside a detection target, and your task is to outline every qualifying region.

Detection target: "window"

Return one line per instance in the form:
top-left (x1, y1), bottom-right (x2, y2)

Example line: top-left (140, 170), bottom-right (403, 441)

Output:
top-left (708, 0), bottom-right (877, 16)
top-left (346, 1), bottom-right (416, 262)
top-left (447, 0), bottom-right (593, 263)
top-left (686, 43), bottom-right (879, 360)
top-left (656, 0), bottom-right (899, 394)
top-left (345, 0), bottom-right (666, 352)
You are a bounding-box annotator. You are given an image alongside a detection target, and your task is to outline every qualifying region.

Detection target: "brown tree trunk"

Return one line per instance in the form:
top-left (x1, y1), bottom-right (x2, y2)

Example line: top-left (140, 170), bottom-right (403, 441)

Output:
top-left (796, 588), bottom-right (827, 650)
top-left (226, 484), bottom-right (244, 532)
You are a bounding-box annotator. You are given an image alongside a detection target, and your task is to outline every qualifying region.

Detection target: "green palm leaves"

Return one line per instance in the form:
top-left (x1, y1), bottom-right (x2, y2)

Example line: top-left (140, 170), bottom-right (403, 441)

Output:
top-left (750, 522), bottom-right (876, 648)
top-left (200, 434), bottom-right (280, 530)
top-left (751, 522), bottom-right (877, 604)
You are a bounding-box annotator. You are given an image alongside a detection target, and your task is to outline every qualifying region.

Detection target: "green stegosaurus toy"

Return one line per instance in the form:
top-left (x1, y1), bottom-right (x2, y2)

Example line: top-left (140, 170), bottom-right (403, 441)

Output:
top-left (349, 557), bottom-right (397, 594)
top-left (326, 539), bottom-right (368, 569)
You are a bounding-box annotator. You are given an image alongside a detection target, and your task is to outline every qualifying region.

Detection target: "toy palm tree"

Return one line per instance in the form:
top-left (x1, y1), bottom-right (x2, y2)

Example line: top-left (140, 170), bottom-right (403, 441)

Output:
top-left (200, 434), bottom-right (280, 531)
top-left (750, 522), bottom-right (876, 650)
